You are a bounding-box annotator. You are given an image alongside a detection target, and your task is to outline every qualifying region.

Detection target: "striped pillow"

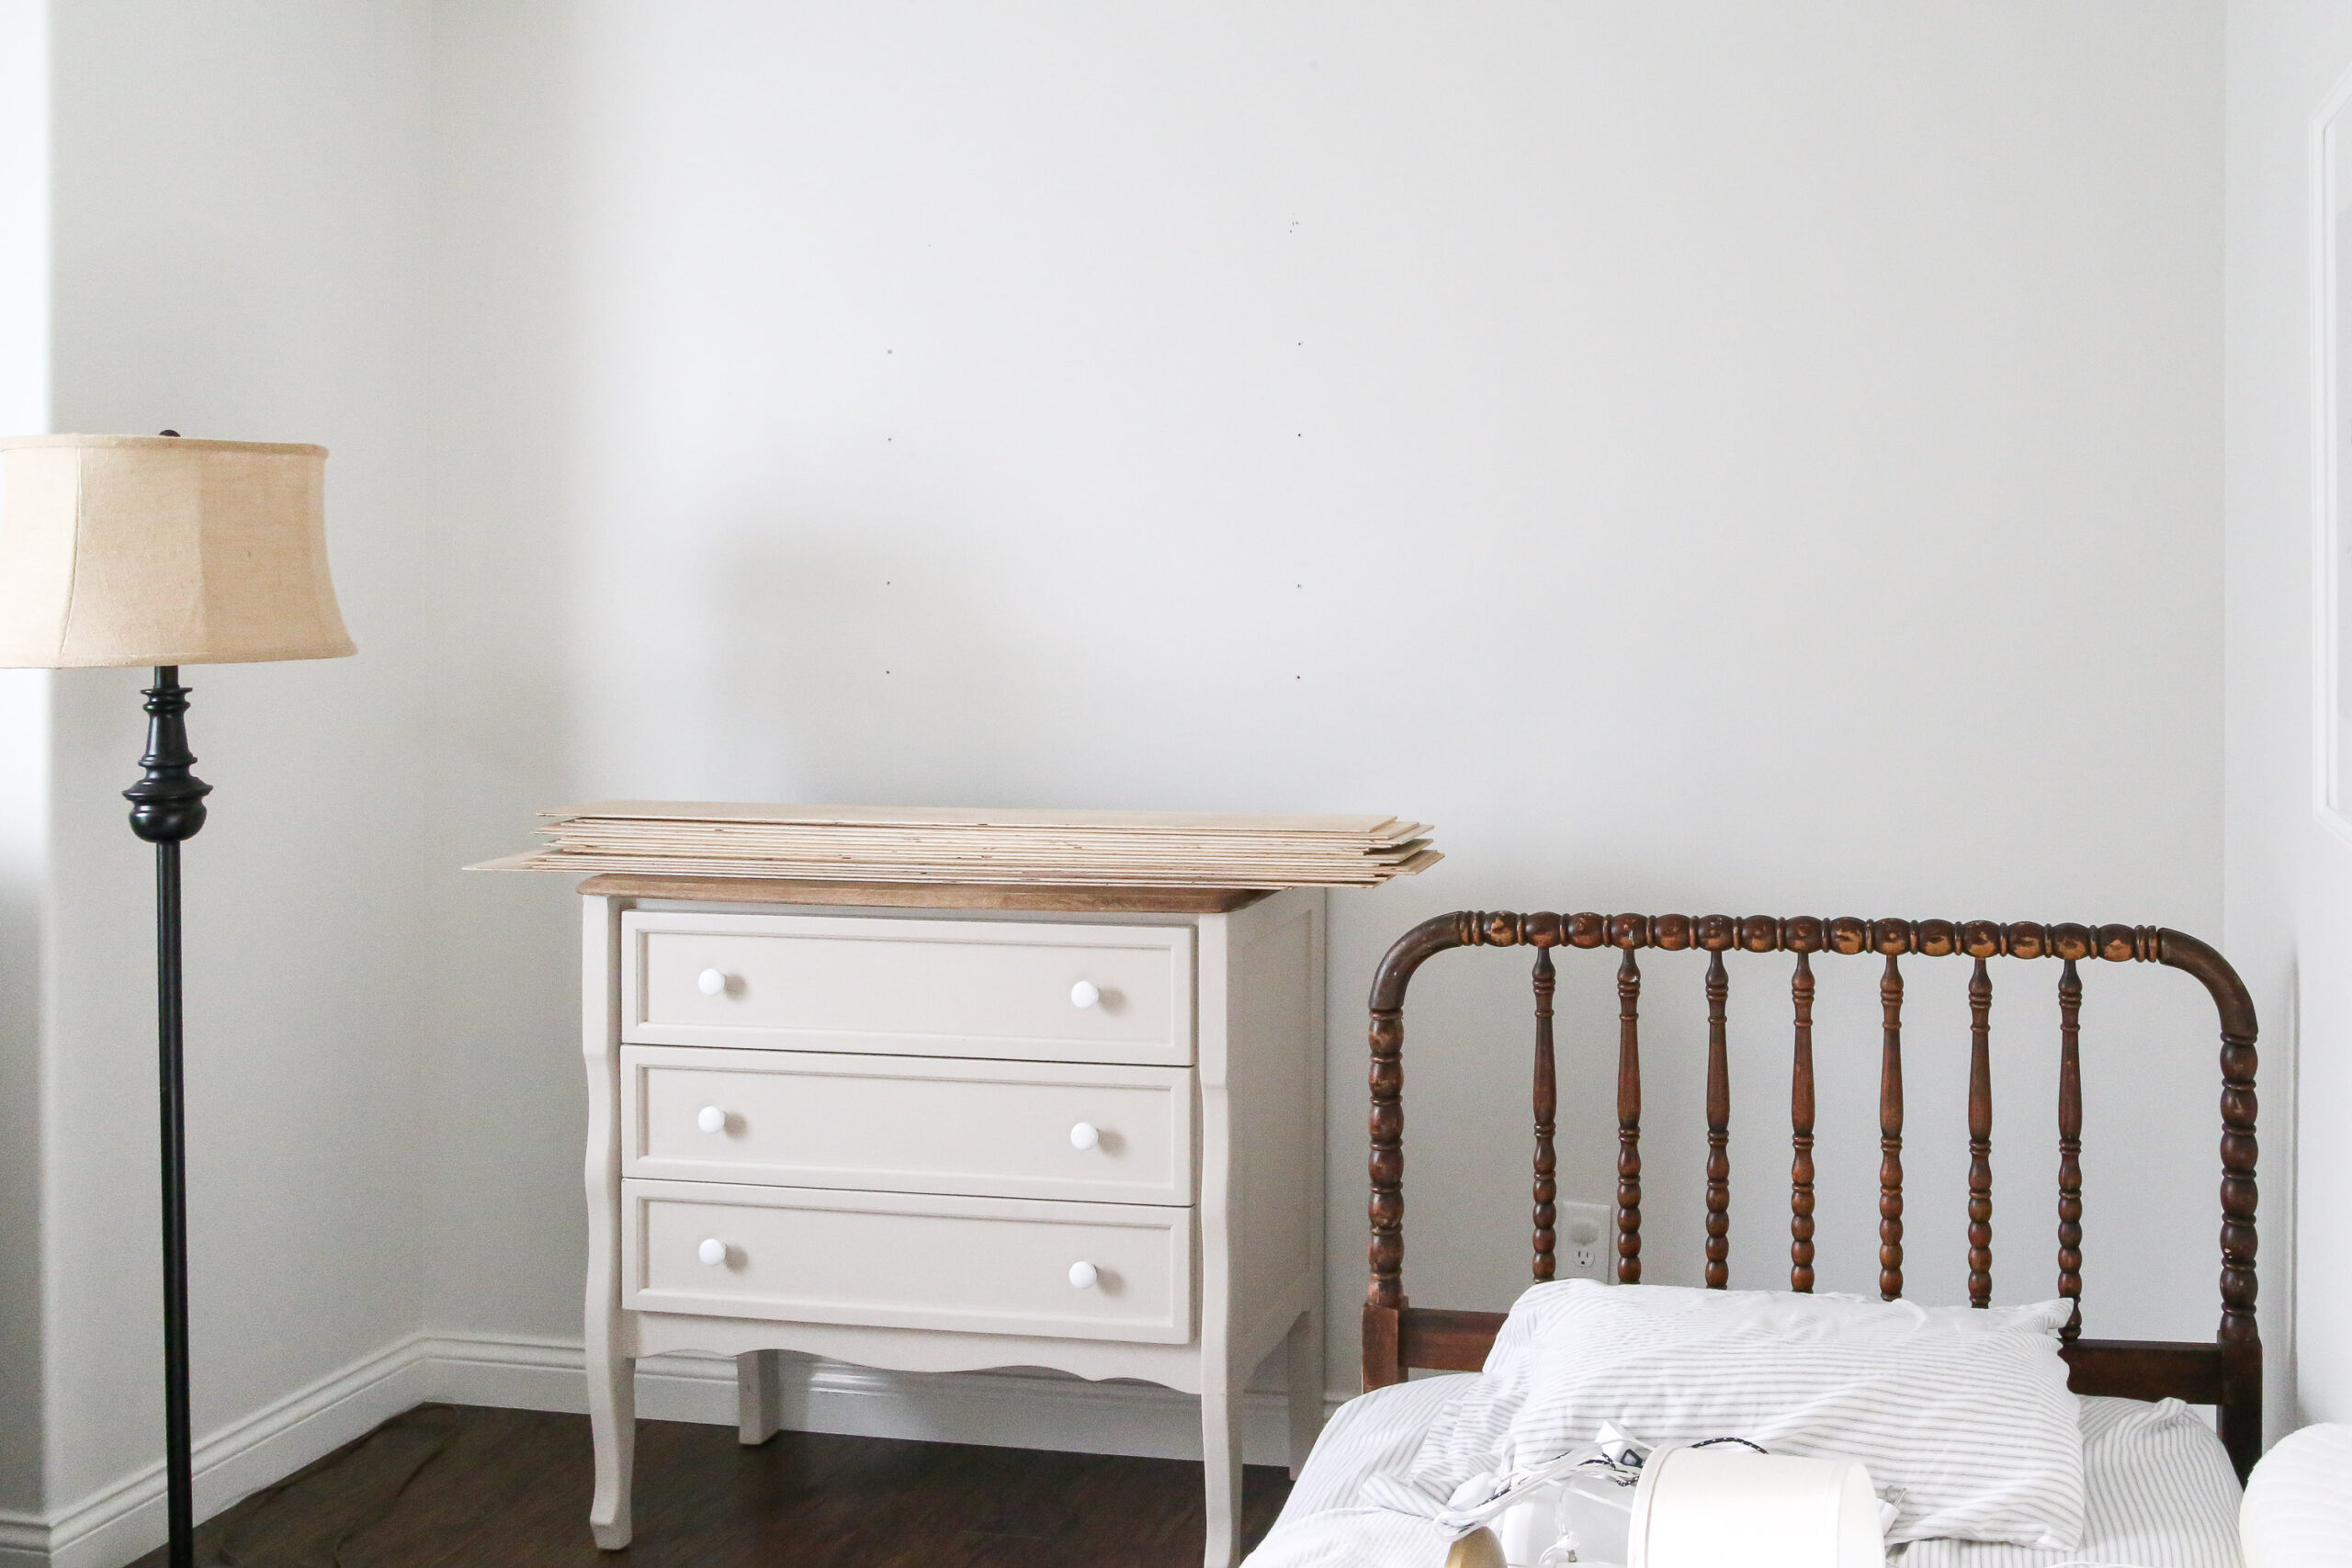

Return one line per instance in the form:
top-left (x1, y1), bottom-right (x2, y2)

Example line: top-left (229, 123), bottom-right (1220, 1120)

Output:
top-left (1418, 1282), bottom-right (2086, 1550)
top-left (1896, 1396), bottom-right (2243, 1567)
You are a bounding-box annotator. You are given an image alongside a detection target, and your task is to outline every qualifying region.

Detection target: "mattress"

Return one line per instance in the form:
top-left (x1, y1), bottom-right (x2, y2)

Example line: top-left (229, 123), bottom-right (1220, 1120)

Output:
top-left (1247, 1375), bottom-right (2245, 1568)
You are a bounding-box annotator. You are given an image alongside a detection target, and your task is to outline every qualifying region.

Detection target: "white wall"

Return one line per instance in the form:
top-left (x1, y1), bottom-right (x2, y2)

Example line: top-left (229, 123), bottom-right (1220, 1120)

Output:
top-left (424, 0), bottom-right (2234, 1403)
top-left (0, 0), bottom-right (51, 1525)
top-left (15, 1), bottom-right (436, 1556)
top-left (2223, 0), bottom-right (2352, 1427)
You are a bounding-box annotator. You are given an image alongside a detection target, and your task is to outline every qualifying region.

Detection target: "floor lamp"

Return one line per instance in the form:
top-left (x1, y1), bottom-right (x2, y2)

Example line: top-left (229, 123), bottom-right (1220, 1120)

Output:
top-left (0, 434), bottom-right (355, 1568)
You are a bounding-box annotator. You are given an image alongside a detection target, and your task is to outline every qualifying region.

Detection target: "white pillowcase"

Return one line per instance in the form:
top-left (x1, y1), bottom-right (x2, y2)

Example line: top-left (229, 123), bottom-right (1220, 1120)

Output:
top-left (1408, 1281), bottom-right (2086, 1551)
top-left (1487, 1280), bottom-right (2075, 1359)
top-left (1897, 1396), bottom-right (2243, 1568)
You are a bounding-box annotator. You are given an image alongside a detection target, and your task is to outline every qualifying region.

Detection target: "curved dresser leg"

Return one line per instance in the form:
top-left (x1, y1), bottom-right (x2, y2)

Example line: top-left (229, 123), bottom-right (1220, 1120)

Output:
top-left (582, 894), bottom-right (634, 1549)
top-left (1201, 1371), bottom-right (1244, 1568)
top-left (1285, 1308), bottom-right (1325, 1479)
top-left (586, 1333), bottom-right (635, 1549)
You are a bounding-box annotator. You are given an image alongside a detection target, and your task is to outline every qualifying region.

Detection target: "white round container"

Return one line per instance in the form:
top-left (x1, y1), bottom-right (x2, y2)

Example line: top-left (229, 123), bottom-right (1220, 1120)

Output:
top-left (1628, 1447), bottom-right (1884, 1568)
top-left (2242, 1422), bottom-right (2352, 1567)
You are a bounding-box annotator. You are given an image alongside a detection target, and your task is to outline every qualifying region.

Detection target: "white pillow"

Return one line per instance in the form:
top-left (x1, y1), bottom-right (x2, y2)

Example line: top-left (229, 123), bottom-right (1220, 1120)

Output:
top-left (1482, 1281), bottom-right (2077, 1370)
top-left (1900, 1396), bottom-right (2244, 1568)
top-left (1409, 1281), bottom-right (2086, 1551)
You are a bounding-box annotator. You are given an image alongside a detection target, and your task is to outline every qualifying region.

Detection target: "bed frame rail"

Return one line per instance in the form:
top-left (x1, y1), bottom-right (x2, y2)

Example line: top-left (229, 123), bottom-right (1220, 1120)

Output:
top-left (1362, 912), bottom-right (2260, 1479)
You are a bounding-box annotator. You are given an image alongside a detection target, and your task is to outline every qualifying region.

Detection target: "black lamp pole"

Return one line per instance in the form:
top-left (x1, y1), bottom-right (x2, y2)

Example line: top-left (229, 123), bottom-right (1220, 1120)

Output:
top-left (125, 666), bottom-right (209, 1568)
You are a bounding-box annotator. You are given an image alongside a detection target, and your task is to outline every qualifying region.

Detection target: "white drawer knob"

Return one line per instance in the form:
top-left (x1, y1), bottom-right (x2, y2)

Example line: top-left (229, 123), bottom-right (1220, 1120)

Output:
top-left (1069, 980), bottom-right (1100, 1010)
top-left (1068, 1260), bottom-right (1099, 1290)
top-left (696, 1237), bottom-right (729, 1267)
top-left (696, 968), bottom-right (729, 997)
top-left (696, 1106), bottom-right (728, 1134)
top-left (1069, 1121), bottom-right (1100, 1151)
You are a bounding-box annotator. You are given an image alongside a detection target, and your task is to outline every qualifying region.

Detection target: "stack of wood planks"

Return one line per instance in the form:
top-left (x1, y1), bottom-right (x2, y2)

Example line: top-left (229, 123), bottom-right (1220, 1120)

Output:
top-left (474, 801), bottom-right (1439, 888)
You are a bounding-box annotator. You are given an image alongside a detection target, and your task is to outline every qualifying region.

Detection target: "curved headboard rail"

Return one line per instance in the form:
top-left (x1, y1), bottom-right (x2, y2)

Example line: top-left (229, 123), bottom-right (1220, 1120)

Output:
top-left (1363, 911), bottom-right (2262, 1479)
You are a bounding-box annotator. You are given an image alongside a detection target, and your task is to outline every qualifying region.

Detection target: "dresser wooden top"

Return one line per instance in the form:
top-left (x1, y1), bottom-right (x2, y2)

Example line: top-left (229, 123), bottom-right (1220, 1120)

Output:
top-left (577, 874), bottom-right (1271, 914)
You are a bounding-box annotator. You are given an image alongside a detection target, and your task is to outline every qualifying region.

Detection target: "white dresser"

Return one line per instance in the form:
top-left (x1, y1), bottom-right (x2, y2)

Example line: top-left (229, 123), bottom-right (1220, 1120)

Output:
top-left (579, 877), bottom-right (1328, 1568)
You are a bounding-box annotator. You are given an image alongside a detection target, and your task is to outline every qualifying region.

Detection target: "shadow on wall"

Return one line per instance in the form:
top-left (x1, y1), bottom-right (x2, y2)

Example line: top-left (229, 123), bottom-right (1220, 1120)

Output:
top-left (0, 669), bottom-right (44, 1514)
top-left (695, 516), bottom-right (1062, 809)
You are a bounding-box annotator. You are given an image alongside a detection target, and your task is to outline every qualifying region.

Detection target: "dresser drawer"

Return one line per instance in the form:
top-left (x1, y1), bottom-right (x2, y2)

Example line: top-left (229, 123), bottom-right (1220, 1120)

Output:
top-left (621, 1045), bottom-right (1194, 1204)
top-left (621, 912), bottom-right (1194, 1066)
top-left (621, 1180), bottom-right (1194, 1343)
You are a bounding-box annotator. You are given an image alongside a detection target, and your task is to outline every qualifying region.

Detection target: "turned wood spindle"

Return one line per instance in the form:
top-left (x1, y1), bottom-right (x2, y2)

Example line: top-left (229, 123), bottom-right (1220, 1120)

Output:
top-left (2218, 1008), bottom-right (2259, 1356)
top-left (2058, 958), bottom-right (2084, 1340)
top-left (1879, 953), bottom-right (1905, 1301)
top-left (1616, 947), bottom-right (1644, 1284)
top-left (1532, 946), bottom-right (1557, 1281)
top-left (1704, 948), bottom-right (1731, 1289)
top-left (1366, 1006), bottom-right (1408, 1319)
top-left (1791, 951), bottom-right (1816, 1292)
top-left (1967, 957), bottom-right (1994, 1308)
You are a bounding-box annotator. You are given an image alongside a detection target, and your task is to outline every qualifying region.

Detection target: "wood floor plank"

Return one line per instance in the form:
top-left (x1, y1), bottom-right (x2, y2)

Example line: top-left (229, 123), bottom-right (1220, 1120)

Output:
top-left (130, 1405), bottom-right (1293, 1568)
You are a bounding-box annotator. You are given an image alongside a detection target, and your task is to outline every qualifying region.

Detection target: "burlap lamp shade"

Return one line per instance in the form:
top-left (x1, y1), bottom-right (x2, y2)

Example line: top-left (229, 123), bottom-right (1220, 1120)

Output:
top-left (0, 434), bottom-right (354, 668)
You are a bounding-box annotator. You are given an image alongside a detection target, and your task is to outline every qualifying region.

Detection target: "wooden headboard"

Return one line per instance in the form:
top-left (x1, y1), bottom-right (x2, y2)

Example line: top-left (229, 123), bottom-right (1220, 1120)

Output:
top-left (1360, 912), bottom-right (2262, 1479)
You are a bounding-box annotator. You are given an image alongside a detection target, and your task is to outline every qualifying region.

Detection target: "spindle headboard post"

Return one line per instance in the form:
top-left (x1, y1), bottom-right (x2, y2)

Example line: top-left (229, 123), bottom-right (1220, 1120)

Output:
top-left (1362, 911), bottom-right (2262, 1480)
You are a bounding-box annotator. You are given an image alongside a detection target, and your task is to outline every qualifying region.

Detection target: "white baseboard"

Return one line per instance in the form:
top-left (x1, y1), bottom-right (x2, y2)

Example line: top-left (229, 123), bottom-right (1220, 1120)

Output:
top-left (0, 1336), bottom-right (432, 1568)
top-left (422, 1334), bottom-right (1324, 1464)
top-left (0, 1334), bottom-right (1344, 1568)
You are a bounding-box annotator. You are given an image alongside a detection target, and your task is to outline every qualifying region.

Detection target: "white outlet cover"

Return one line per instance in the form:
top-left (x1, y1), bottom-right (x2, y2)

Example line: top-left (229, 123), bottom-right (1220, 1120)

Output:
top-left (1558, 1201), bottom-right (1613, 1282)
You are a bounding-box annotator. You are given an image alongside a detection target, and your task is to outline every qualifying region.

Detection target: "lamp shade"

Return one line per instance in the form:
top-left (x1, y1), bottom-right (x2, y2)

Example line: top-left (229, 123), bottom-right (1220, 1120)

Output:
top-left (0, 434), bottom-right (355, 668)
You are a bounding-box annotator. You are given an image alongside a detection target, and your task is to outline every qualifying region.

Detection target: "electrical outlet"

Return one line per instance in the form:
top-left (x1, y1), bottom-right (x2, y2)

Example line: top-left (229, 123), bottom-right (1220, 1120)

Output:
top-left (1559, 1201), bottom-right (1613, 1281)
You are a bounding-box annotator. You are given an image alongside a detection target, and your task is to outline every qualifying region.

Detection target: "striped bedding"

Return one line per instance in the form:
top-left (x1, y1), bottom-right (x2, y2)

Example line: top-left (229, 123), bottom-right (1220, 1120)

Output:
top-left (1246, 1376), bottom-right (2244, 1568)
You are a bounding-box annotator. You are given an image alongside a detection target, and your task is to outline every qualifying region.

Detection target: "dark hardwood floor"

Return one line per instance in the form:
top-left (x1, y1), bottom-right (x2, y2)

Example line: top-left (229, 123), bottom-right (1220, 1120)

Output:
top-left (130, 1405), bottom-right (1294, 1568)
